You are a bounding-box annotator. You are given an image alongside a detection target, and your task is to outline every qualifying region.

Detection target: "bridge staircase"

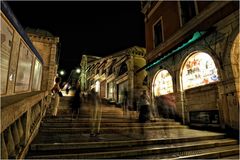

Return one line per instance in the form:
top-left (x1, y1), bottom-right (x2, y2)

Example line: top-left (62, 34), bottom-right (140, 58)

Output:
top-left (26, 97), bottom-right (239, 159)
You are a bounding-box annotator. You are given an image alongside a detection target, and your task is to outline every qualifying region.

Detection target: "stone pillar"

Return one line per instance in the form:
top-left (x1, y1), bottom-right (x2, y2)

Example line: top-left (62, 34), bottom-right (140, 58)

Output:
top-left (6, 127), bottom-right (15, 158)
top-left (127, 56), bottom-right (134, 109)
top-left (17, 118), bottom-right (24, 145)
top-left (175, 91), bottom-right (186, 124)
top-left (22, 110), bottom-right (32, 146)
top-left (48, 45), bottom-right (58, 91)
top-left (113, 81), bottom-right (117, 102)
top-left (12, 122), bottom-right (20, 152)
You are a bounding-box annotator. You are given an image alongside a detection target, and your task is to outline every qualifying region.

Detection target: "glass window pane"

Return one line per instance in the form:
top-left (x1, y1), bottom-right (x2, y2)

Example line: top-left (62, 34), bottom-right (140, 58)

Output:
top-left (1, 16), bottom-right (13, 94)
top-left (32, 59), bottom-right (42, 91)
top-left (15, 42), bottom-right (33, 92)
top-left (182, 52), bottom-right (219, 90)
top-left (153, 70), bottom-right (173, 96)
top-left (154, 20), bottom-right (163, 47)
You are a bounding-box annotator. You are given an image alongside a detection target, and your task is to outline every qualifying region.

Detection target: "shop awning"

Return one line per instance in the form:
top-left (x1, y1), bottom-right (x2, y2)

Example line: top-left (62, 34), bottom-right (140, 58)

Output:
top-left (136, 31), bottom-right (207, 73)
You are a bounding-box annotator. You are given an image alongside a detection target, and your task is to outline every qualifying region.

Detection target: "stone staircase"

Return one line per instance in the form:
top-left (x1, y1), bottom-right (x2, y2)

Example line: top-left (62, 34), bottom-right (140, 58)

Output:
top-left (26, 100), bottom-right (239, 159)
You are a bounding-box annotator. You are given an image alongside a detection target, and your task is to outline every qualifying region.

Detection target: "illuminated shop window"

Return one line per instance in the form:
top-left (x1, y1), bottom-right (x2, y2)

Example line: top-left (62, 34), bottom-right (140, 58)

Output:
top-left (95, 81), bottom-right (100, 93)
top-left (153, 70), bottom-right (173, 96)
top-left (182, 52), bottom-right (219, 90)
top-left (32, 59), bottom-right (42, 91)
top-left (107, 82), bottom-right (113, 99)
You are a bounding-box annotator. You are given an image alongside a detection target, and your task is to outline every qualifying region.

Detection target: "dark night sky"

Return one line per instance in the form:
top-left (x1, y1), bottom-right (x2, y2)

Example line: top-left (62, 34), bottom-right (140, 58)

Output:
top-left (7, 1), bottom-right (145, 77)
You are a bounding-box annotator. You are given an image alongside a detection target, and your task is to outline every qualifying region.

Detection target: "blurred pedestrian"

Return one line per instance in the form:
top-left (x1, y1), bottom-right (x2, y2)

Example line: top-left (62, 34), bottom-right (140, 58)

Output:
top-left (138, 90), bottom-right (151, 136)
top-left (66, 82), bottom-right (70, 95)
top-left (138, 90), bottom-right (151, 123)
top-left (89, 88), bottom-right (102, 137)
top-left (51, 77), bottom-right (61, 117)
top-left (70, 81), bottom-right (81, 119)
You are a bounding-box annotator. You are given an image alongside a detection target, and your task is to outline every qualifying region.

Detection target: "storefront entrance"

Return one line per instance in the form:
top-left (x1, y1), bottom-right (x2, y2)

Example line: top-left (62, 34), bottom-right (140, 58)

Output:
top-left (180, 51), bottom-right (220, 125)
top-left (152, 70), bottom-right (175, 118)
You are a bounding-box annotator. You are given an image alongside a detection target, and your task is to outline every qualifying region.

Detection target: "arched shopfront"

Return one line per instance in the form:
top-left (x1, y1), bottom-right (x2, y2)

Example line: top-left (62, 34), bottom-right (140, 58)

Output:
top-left (180, 51), bottom-right (220, 125)
top-left (181, 52), bottom-right (219, 90)
top-left (152, 69), bottom-right (176, 118)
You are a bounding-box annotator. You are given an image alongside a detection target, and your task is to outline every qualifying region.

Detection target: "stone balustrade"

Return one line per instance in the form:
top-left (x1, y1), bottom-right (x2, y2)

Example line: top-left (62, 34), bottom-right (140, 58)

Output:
top-left (1, 91), bottom-right (51, 159)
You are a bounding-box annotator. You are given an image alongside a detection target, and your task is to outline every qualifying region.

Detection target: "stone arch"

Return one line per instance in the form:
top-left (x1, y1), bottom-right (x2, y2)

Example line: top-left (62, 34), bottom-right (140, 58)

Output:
top-left (230, 33), bottom-right (239, 92)
top-left (176, 50), bottom-right (223, 124)
top-left (152, 69), bottom-right (174, 97)
top-left (151, 69), bottom-right (176, 118)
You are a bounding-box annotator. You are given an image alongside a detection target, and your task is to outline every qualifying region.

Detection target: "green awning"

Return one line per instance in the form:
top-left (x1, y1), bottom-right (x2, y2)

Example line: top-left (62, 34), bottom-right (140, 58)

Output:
top-left (136, 31), bottom-right (206, 73)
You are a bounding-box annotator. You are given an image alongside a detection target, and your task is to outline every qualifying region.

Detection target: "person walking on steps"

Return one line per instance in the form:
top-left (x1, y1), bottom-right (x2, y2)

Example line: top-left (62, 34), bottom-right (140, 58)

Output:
top-left (89, 88), bottom-right (102, 137)
top-left (138, 89), bottom-right (151, 136)
top-left (51, 77), bottom-right (61, 117)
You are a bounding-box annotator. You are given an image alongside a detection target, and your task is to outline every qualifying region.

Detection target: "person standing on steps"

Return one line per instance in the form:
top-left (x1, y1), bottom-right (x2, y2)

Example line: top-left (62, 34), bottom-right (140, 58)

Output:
top-left (138, 89), bottom-right (151, 136)
top-left (89, 88), bottom-right (102, 137)
top-left (51, 77), bottom-right (61, 117)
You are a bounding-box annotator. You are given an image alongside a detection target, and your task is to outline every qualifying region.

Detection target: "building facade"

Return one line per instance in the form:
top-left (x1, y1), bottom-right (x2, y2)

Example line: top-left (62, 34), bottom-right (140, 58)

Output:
top-left (26, 28), bottom-right (60, 91)
top-left (80, 46), bottom-right (146, 109)
top-left (141, 1), bottom-right (239, 130)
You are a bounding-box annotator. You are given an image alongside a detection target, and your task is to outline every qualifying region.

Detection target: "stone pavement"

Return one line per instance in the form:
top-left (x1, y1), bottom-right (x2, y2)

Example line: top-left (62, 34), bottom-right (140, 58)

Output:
top-left (26, 96), bottom-right (239, 159)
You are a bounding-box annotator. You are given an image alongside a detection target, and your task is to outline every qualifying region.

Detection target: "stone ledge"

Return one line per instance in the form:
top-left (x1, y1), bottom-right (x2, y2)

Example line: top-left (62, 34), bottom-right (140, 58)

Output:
top-left (1, 91), bottom-right (48, 133)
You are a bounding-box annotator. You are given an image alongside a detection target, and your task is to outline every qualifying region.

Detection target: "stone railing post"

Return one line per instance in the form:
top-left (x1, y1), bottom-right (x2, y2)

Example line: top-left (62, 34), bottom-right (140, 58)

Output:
top-left (17, 118), bottom-right (24, 146)
top-left (22, 109), bottom-right (32, 146)
top-left (1, 134), bottom-right (8, 159)
top-left (12, 122), bottom-right (20, 152)
top-left (6, 127), bottom-right (16, 158)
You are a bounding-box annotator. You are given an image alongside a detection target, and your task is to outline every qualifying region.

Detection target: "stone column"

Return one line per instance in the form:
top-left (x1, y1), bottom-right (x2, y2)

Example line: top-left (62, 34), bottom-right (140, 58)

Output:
top-left (175, 91), bottom-right (186, 124)
top-left (128, 55), bottom-right (134, 109)
top-left (48, 45), bottom-right (58, 91)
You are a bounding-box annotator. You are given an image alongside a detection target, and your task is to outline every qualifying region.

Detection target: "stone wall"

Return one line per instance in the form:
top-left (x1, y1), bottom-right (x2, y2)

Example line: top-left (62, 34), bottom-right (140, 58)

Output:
top-left (27, 33), bottom-right (59, 92)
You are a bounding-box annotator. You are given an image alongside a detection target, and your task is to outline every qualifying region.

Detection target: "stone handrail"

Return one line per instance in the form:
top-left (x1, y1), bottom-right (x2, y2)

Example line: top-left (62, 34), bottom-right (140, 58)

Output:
top-left (1, 91), bottom-right (51, 159)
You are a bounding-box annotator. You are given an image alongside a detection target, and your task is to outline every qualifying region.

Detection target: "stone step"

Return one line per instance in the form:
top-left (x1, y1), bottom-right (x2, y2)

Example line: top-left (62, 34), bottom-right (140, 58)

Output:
top-left (134, 145), bottom-right (239, 159)
top-left (29, 129), bottom-right (226, 144)
top-left (43, 118), bottom-right (138, 123)
top-left (26, 139), bottom-right (238, 159)
top-left (30, 134), bottom-right (226, 151)
top-left (219, 155), bottom-right (239, 159)
top-left (41, 121), bottom-right (181, 128)
top-left (46, 112), bottom-right (123, 118)
top-left (39, 125), bottom-right (188, 133)
top-left (43, 117), bottom-right (175, 123)
top-left (31, 133), bottom-right (136, 144)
